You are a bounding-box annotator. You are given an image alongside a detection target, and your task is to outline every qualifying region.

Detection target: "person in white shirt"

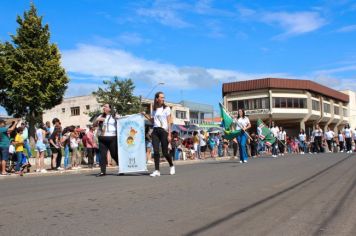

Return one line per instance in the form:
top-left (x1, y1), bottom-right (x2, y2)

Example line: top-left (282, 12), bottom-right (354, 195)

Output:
top-left (298, 129), bottom-right (307, 154)
top-left (312, 124), bottom-right (323, 153)
top-left (199, 130), bottom-right (207, 159)
top-left (148, 92), bottom-right (175, 177)
top-left (277, 127), bottom-right (287, 155)
top-left (324, 127), bottom-right (335, 153)
top-left (234, 109), bottom-right (251, 163)
top-left (352, 128), bottom-right (356, 152)
top-left (343, 124), bottom-right (353, 153)
top-left (270, 122), bottom-right (279, 157)
top-left (338, 130), bottom-right (345, 152)
top-left (94, 104), bottom-right (119, 177)
top-left (35, 124), bottom-right (47, 173)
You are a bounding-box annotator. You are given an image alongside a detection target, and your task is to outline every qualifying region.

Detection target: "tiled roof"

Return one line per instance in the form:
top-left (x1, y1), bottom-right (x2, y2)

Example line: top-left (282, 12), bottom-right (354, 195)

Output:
top-left (222, 78), bottom-right (349, 103)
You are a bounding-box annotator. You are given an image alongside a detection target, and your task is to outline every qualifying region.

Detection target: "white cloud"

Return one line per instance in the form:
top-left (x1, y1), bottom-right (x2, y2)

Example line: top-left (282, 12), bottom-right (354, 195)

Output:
top-left (336, 24), bottom-right (356, 32)
top-left (136, 1), bottom-right (191, 28)
top-left (237, 6), bottom-right (256, 18)
top-left (62, 44), bottom-right (356, 95)
top-left (314, 65), bottom-right (356, 75)
top-left (92, 33), bottom-right (149, 47)
top-left (64, 81), bottom-right (100, 98)
top-left (62, 44), bottom-right (293, 90)
top-left (262, 11), bottom-right (326, 39)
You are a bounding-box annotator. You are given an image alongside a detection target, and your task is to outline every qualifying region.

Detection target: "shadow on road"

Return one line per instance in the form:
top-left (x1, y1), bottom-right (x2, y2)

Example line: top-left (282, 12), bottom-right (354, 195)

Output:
top-left (185, 156), bottom-right (351, 236)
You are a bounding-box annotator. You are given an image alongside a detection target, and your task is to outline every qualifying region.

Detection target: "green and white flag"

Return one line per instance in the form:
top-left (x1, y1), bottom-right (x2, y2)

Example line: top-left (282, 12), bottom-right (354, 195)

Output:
top-left (219, 102), bottom-right (241, 140)
top-left (257, 118), bottom-right (276, 146)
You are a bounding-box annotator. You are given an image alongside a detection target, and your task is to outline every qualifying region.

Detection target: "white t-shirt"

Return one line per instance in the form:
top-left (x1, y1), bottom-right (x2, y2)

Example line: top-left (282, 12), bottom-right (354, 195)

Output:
top-left (152, 106), bottom-right (171, 131)
top-left (236, 117), bottom-right (250, 130)
top-left (313, 129), bottom-right (323, 137)
top-left (199, 133), bottom-right (206, 146)
top-left (270, 127), bottom-right (279, 137)
top-left (278, 131), bottom-right (286, 140)
top-left (36, 128), bottom-right (44, 142)
top-left (344, 128), bottom-right (352, 138)
top-left (325, 130), bottom-right (335, 140)
top-left (70, 137), bottom-right (79, 148)
top-left (9, 144), bottom-right (15, 154)
top-left (338, 134), bottom-right (344, 142)
top-left (100, 115), bottom-right (117, 137)
top-left (299, 133), bottom-right (306, 142)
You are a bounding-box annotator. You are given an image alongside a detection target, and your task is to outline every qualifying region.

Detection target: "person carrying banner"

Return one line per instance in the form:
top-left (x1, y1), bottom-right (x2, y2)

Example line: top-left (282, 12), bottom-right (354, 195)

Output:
top-left (94, 104), bottom-right (119, 177)
top-left (143, 92), bottom-right (175, 177)
top-left (234, 109), bottom-right (251, 163)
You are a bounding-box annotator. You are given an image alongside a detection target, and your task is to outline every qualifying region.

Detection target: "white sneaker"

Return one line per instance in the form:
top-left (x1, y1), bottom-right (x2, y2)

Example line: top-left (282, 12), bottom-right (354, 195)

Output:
top-left (170, 166), bottom-right (175, 175)
top-left (36, 169), bottom-right (40, 173)
top-left (147, 160), bottom-right (154, 164)
top-left (150, 170), bottom-right (160, 177)
top-left (239, 160), bottom-right (243, 163)
top-left (243, 160), bottom-right (248, 163)
top-left (40, 169), bottom-right (48, 173)
top-left (57, 167), bottom-right (63, 170)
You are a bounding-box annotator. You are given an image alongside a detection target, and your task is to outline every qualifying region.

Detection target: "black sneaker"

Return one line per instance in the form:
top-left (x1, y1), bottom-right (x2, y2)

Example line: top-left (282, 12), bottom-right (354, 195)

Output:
top-left (96, 172), bottom-right (106, 177)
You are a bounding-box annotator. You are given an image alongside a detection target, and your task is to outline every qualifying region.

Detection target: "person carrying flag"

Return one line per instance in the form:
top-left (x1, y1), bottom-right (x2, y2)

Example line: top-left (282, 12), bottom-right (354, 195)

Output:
top-left (234, 109), bottom-right (251, 163)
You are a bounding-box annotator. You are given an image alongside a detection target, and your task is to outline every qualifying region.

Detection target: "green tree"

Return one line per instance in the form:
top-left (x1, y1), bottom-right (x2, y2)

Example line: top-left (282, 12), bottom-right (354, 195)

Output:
top-left (0, 3), bottom-right (69, 139)
top-left (93, 77), bottom-right (141, 116)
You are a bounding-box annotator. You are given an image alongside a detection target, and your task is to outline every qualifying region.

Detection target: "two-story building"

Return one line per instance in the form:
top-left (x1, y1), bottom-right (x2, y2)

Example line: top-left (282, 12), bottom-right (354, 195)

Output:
top-left (223, 78), bottom-right (351, 136)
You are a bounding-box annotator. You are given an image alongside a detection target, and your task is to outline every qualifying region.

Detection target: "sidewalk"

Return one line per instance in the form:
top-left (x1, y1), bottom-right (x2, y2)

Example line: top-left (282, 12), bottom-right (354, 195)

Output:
top-left (1, 156), bottom-right (238, 179)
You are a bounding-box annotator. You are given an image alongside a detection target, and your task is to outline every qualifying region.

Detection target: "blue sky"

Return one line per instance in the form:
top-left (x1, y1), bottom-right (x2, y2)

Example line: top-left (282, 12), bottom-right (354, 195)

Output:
top-left (1, 0), bottom-right (356, 115)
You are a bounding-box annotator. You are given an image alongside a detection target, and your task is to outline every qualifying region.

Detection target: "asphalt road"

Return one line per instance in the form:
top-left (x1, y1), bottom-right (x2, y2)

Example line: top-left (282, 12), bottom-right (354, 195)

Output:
top-left (1, 152), bottom-right (356, 236)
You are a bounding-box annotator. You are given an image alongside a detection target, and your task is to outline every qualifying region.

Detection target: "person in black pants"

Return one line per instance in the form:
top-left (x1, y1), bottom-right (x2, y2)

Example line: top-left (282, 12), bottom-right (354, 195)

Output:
top-left (145, 92), bottom-right (175, 177)
top-left (313, 124), bottom-right (323, 153)
top-left (94, 104), bottom-right (119, 177)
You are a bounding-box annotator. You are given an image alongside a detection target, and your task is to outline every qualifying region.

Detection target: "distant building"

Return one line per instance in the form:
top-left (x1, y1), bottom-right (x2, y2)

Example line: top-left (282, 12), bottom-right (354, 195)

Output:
top-left (223, 78), bottom-right (351, 136)
top-left (42, 95), bottom-right (100, 128)
top-left (340, 90), bottom-right (356, 129)
top-left (43, 95), bottom-right (190, 128)
top-left (179, 100), bottom-right (214, 125)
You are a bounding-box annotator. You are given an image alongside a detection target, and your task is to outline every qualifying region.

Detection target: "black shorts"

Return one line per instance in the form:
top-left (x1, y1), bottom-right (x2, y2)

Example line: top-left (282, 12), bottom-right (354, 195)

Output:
top-left (51, 146), bottom-right (61, 154)
top-left (200, 145), bottom-right (207, 152)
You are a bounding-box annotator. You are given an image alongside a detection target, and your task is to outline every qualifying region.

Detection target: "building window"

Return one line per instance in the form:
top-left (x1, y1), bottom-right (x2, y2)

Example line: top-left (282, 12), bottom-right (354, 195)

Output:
top-left (176, 110), bottom-right (187, 119)
top-left (312, 100), bottom-right (320, 111)
top-left (273, 98), bottom-right (307, 108)
top-left (236, 98), bottom-right (270, 110)
top-left (190, 112), bottom-right (198, 119)
top-left (70, 107), bottom-right (80, 116)
top-left (343, 108), bottom-right (348, 117)
top-left (280, 98), bottom-right (287, 108)
top-left (334, 106), bottom-right (339, 115)
top-left (228, 101), bottom-right (238, 111)
top-left (62, 108), bottom-right (65, 113)
top-left (86, 105), bottom-right (90, 110)
top-left (323, 103), bottom-right (331, 113)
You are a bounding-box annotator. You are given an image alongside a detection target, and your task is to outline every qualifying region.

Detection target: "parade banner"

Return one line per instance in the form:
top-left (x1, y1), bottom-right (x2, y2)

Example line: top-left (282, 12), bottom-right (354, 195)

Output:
top-left (117, 114), bottom-right (147, 173)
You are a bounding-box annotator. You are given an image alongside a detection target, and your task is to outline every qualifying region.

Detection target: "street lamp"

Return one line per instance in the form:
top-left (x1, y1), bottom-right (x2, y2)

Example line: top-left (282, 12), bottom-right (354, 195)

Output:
top-left (145, 82), bottom-right (165, 99)
top-left (140, 82), bottom-right (164, 116)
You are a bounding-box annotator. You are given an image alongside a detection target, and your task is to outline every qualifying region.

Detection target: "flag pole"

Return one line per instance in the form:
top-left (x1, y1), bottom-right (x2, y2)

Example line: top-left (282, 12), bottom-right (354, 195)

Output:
top-left (219, 102), bottom-right (253, 141)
